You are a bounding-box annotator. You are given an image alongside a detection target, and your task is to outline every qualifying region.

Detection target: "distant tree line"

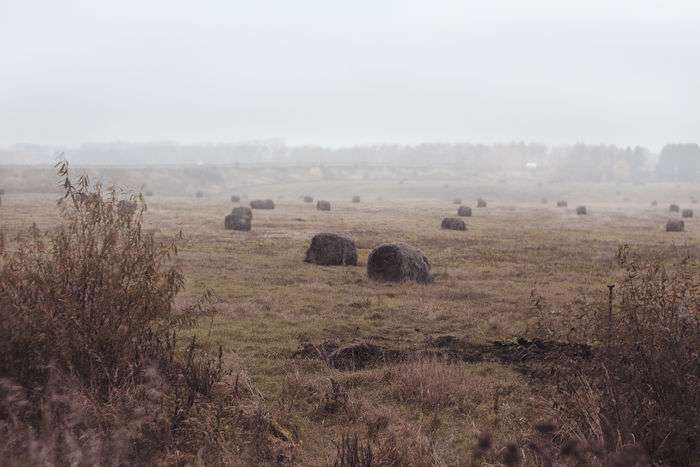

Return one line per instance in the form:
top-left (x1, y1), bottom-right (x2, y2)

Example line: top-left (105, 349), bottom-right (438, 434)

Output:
top-left (2, 141), bottom-right (698, 182)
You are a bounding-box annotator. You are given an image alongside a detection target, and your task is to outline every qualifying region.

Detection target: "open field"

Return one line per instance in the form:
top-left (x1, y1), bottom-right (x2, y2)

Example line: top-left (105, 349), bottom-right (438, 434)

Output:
top-left (1, 176), bottom-right (698, 465)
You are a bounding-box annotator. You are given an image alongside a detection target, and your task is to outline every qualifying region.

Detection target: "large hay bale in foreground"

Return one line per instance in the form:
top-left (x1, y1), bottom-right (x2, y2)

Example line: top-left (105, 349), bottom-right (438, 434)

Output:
top-left (250, 199), bottom-right (275, 210)
top-left (303, 196), bottom-right (313, 203)
top-left (231, 195), bottom-right (240, 203)
top-left (556, 200), bottom-right (568, 207)
top-left (477, 198), bottom-right (487, 208)
top-left (576, 206), bottom-right (587, 215)
top-left (666, 220), bottom-right (685, 232)
top-left (457, 206), bottom-right (472, 217)
top-left (669, 204), bottom-right (679, 212)
top-left (304, 233), bottom-right (357, 266)
top-left (453, 198), bottom-right (462, 205)
top-left (225, 207), bottom-right (252, 231)
top-left (316, 200), bottom-right (331, 211)
top-left (441, 218), bottom-right (466, 231)
top-left (367, 243), bottom-right (432, 284)
top-left (682, 209), bottom-right (694, 218)
top-left (352, 195), bottom-right (361, 203)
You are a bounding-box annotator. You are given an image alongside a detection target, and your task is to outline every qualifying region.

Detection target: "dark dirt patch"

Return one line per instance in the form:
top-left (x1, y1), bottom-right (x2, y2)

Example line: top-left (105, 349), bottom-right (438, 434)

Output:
top-left (293, 336), bottom-right (591, 376)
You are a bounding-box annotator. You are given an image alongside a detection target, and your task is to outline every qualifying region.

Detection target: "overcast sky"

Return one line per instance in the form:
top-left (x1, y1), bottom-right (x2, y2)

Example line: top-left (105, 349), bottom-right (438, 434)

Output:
top-left (1, 0), bottom-right (698, 149)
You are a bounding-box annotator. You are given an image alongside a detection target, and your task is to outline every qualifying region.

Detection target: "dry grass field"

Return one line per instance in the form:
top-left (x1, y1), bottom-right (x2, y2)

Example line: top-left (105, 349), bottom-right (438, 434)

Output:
top-left (1, 176), bottom-right (698, 465)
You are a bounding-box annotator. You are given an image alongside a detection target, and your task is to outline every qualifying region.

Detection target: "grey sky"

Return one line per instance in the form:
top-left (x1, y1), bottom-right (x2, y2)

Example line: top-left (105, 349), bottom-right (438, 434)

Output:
top-left (1, 0), bottom-right (698, 149)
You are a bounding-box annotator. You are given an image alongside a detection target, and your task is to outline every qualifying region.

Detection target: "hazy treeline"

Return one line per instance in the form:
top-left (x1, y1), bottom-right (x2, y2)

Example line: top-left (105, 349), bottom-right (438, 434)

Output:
top-left (2, 141), bottom-right (699, 182)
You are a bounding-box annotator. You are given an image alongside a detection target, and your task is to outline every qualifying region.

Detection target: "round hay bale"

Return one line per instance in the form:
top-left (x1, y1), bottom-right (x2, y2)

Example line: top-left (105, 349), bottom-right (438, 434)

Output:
top-left (0, 189), bottom-right (5, 196)
top-left (453, 198), bottom-right (462, 205)
top-left (316, 200), bottom-right (331, 211)
top-left (225, 207), bottom-right (252, 231)
top-left (682, 209), bottom-right (694, 218)
top-left (457, 206), bottom-right (472, 217)
top-left (352, 195), bottom-right (361, 203)
top-left (250, 199), bottom-right (275, 209)
top-left (477, 198), bottom-right (487, 208)
top-left (666, 220), bottom-right (685, 232)
top-left (669, 204), bottom-right (679, 212)
top-left (117, 200), bottom-right (137, 216)
top-left (231, 195), bottom-right (240, 203)
top-left (651, 200), bottom-right (658, 207)
top-left (145, 190), bottom-right (154, 197)
top-left (304, 233), bottom-right (357, 266)
top-left (576, 206), bottom-right (587, 215)
top-left (556, 200), bottom-right (568, 207)
top-left (195, 191), bottom-right (205, 198)
top-left (303, 196), bottom-right (313, 203)
top-left (367, 243), bottom-right (432, 284)
top-left (540, 198), bottom-right (548, 204)
top-left (441, 218), bottom-right (466, 231)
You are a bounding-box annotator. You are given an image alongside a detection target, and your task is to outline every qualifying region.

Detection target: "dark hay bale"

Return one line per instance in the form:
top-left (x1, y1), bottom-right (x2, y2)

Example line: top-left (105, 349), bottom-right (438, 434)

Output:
top-left (682, 209), bottom-right (694, 218)
top-left (477, 198), bottom-right (487, 208)
top-left (540, 198), bottom-right (548, 204)
top-left (352, 195), bottom-right (361, 203)
top-left (250, 199), bottom-right (275, 209)
top-left (303, 196), bottom-right (313, 203)
top-left (144, 191), bottom-right (154, 197)
top-left (457, 206), bottom-right (472, 217)
top-left (304, 233), bottom-right (357, 266)
top-left (453, 198), bottom-right (462, 205)
top-left (367, 243), bottom-right (432, 284)
top-left (651, 200), bottom-right (658, 207)
top-left (230, 195), bottom-right (240, 203)
top-left (441, 218), bottom-right (466, 231)
top-left (195, 191), bottom-right (205, 198)
top-left (225, 206), bottom-right (252, 231)
top-left (556, 200), bottom-right (568, 207)
top-left (316, 200), bottom-right (331, 211)
top-left (666, 220), bottom-right (685, 232)
top-left (669, 204), bottom-right (679, 212)
top-left (0, 189), bottom-right (4, 195)
top-left (117, 200), bottom-right (137, 216)
top-left (576, 206), bottom-right (587, 215)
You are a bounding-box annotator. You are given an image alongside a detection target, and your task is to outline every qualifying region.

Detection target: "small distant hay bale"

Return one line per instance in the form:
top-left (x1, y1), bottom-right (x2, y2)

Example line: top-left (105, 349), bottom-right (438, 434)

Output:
top-left (453, 198), bottom-right (462, 205)
top-left (0, 189), bottom-right (5, 195)
top-left (117, 200), bottom-right (138, 216)
top-left (651, 200), bottom-right (658, 207)
top-left (316, 200), bottom-right (331, 211)
top-left (250, 199), bottom-right (275, 209)
top-left (352, 195), bottom-right (361, 203)
top-left (441, 217), bottom-right (466, 231)
top-left (303, 196), bottom-right (313, 203)
top-left (231, 195), bottom-right (240, 203)
top-left (457, 206), bottom-right (472, 217)
top-left (576, 206), bottom-right (587, 215)
top-left (225, 207), bottom-right (252, 231)
top-left (367, 243), bottom-right (432, 284)
top-left (195, 191), bottom-right (205, 198)
top-left (304, 233), bottom-right (357, 266)
top-left (540, 198), bottom-right (548, 204)
top-left (144, 191), bottom-right (154, 197)
top-left (691, 197), bottom-right (698, 204)
top-left (666, 220), bottom-right (685, 232)
top-left (556, 200), bottom-right (568, 207)
top-left (477, 198), bottom-right (487, 208)
top-left (682, 209), bottom-right (694, 218)
top-left (669, 204), bottom-right (679, 212)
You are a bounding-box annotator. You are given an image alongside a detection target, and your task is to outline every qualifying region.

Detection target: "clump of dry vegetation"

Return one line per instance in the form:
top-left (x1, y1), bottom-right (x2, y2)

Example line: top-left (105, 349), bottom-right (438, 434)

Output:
top-left (0, 163), bottom-right (293, 465)
top-left (546, 245), bottom-right (699, 465)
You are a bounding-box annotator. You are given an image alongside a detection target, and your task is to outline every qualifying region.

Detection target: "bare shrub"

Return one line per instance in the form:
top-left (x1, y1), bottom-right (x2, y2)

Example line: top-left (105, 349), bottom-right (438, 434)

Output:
top-left (553, 245), bottom-right (699, 465)
top-left (0, 162), bottom-right (231, 464)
